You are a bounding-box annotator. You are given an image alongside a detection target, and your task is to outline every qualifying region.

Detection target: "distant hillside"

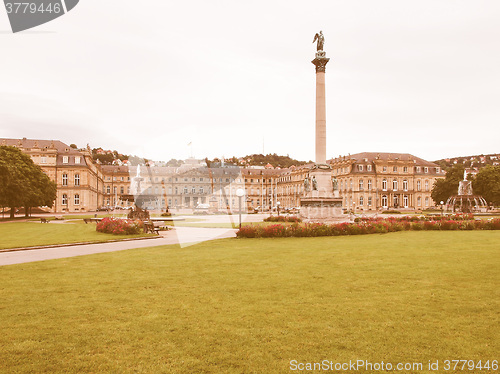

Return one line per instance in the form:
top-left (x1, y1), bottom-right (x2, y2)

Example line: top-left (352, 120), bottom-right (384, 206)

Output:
top-left (207, 154), bottom-right (309, 169)
top-left (433, 153), bottom-right (500, 170)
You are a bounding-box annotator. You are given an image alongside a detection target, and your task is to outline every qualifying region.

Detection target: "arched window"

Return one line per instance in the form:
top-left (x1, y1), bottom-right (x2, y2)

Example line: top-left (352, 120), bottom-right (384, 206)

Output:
top-left (403, 179), bottom-right (408, 191)
top-left (403, 195), bottom-right (408, 208)
top-left (382, 195), bottom-right (388, 208)
top-left (382, 179), bottom-right (387, 191)
top-left (417, 196), bottom-right (422, 206)
top-left (74, 174), bottom-right (80, 186)
top-left (62, 194), bottom-right (68, 205)
top-left (393, 179), bottom-right (398, 191)
top-left (74, 194), bottom-right (80, 205)
top-left (62, 173), bottom-right (68, 186)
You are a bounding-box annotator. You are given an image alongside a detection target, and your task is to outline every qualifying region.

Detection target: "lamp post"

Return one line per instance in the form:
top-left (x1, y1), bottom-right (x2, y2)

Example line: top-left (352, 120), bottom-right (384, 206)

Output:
top-left (236, 188), bottom-right (244, 229)
top-left (440, 201), bottom-right (444, 217)
top-left (277, 201), bottom-right (281, 216)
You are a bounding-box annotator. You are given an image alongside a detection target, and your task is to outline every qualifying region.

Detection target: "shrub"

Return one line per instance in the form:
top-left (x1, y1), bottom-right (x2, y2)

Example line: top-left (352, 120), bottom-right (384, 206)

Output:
top-left (264, 216), bottom-right (302, 223)
top-left (96, 217), bottom-right (142, 235)
top-left (382, 210), bottom-right (402, 214)
top-left (235, 216), bottom-right (500, 238)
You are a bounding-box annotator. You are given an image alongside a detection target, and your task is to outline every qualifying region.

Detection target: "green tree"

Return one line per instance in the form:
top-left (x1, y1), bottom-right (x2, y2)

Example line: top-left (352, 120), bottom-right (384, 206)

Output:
top-left (0, 146), bottom-right (57, 218)
top-left (472, 165), bottom-right (500, 206)
top-left (431, 164), bottom-right (465, 205)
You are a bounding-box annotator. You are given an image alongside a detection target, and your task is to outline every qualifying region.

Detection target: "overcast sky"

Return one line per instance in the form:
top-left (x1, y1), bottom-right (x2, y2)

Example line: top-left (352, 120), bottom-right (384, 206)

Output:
top-left (1, 0), bottom-right (499, 163)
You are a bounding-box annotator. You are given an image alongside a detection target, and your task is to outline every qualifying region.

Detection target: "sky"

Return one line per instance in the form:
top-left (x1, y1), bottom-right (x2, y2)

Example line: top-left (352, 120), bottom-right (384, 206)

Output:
top-left (1, 0), bottom-right (499, 163)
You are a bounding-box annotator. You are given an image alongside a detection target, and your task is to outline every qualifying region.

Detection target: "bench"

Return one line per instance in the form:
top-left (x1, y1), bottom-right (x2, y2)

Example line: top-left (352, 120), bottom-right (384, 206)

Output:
top-left (144, 222), bottom-right (160, 235)
top-left (40, 218), bottom-right (50, 223)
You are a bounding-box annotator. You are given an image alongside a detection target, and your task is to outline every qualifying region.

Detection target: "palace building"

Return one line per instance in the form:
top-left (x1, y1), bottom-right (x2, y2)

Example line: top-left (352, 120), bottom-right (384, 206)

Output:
top-left (2, 138), bottom-right (445, 214)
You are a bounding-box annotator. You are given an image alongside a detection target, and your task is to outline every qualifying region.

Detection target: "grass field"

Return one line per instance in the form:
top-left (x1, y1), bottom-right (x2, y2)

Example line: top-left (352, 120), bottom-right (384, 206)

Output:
top-left (0, 231), bottom-right (499, 373)
top-left (0, 221), bottom-right (151, 249)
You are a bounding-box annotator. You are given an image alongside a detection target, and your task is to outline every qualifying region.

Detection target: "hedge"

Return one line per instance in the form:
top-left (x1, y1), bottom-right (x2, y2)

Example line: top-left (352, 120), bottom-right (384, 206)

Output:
top-left (236, 218), bottom-right (500, 238)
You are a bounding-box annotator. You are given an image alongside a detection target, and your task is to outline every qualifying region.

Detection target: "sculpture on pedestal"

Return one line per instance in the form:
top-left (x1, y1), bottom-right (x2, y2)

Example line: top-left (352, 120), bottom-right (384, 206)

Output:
top-left (313, 31), bottom-right (325, 51)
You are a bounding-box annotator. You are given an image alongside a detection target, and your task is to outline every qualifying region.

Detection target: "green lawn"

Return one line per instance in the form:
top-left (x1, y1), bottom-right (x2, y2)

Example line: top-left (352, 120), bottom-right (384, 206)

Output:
top-left (0, 231), bottom-right (499, 373)
top-left (0, 222), bottom-right (151, 249)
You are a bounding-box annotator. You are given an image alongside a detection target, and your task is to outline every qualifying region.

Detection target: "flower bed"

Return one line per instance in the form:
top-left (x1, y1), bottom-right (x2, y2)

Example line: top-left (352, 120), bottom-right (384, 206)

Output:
top-left (96, 217), bottom-right (142, 235)
top-left (236, 217), bottom-right (500, 238)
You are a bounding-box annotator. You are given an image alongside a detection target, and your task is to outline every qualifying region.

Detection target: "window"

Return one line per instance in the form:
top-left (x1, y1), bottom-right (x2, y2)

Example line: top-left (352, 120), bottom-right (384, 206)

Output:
top-left (403, 195), bottom-right (408, 208)
top-left (435, 167), bottom-right (440, 173)
top-left (40, 156), bottom-right (47, 164)
top-left (367, 179), bottom-right (372, 190)
top-left (74, 194), bottom-right (80, 205)
top-left (359, 196), bottom-right (364, 206)
top-left (416, 166), bottom-right (421, 173)
top-left (425, 197), bottom-right (429, 206)
top-left (383, 166), bottom-right (387, 172)
top-left (200, 178), bottom-right (204, 182)
top-left (184, 187), bottom-right (188, 194)
top-left (403, 180), bottom-right (408, 191)
top-left (191, 187), bottom-right (196, 193)
top-left (75, 156), bottom-right (81, 164)
top-left (226, 178), bottom-right (230, 183)
top-left (184, 178), bottom-right (188, 182)
top-left (425, 180), bottom-right (429, 191)
top-left (367, 165), bottom-right (372, 171)
top-left (359, 179), bottom-right (364, 190)
top-left (175, 187), bottom-right (178, 194)
top-left (424, 167), bottom-right (429, 173)
top-left (200, 187), bottom-right (204, 194)
top-left (382, 179), bottom-right (387, 191)
top-left (393, 166), bottom-right (398, 172)
top-left (358, 165), bottom-right (363, 171)
top-left (368, 196), bottom-right (372, 206)
top-left (62, 194), bottom-right (68, 205)
top-left (106, 186), bottom-right (110, 194)
top-left (74, 174), bottom-right (80, 186)
top-left (393, 179), bottom-right (398, 191)
top-left (417, 196), bottom-right (422, 207)
top-left (192, 178), bottom-right (195, 182)
top-left (382, 195), bottom-right (388, 208)
top-left (113, 187), bottom-right (117, 194)
top-left (127, 187), bottom-right (130, 194)
top-left (168, 187), bottom-right (172, 194)
top-left (403, 166), bottom-right (408, 173)
top-left (120, 187), bottom-right (124, 194)
top-left (417, 180), bottom-right (421, 191)
top-left (62, 156), bottom-right (69, 164)
top-left (62, 173), bottom-right (68, 186)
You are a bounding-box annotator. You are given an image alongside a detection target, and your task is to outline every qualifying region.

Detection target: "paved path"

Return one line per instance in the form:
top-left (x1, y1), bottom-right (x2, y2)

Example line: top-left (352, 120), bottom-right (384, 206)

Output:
top-left (0, 227), bottom-right (236, 266)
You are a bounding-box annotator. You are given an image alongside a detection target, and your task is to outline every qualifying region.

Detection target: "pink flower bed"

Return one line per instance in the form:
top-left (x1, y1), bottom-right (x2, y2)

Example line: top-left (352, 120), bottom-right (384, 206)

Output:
top-left (96, 217), bottom-right (142, 235)
top-left (236, 218), bottom-right (500, 238)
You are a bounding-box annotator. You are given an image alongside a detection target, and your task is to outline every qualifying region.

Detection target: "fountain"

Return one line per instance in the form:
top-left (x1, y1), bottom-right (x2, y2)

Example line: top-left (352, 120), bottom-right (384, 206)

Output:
top-left (445, 170), bottom-right (488, 213)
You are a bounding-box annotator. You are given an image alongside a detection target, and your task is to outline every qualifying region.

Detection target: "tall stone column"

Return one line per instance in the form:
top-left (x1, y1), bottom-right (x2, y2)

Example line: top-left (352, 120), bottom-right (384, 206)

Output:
top-left (312, 54), bottom-right (329, 165)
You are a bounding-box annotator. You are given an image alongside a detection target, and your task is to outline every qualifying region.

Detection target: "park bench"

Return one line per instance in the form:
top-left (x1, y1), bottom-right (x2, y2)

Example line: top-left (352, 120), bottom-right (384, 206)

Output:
top-left (144, 221), bottom-right (160, 235)
top-left (40, 218), bottom-right (50, 223)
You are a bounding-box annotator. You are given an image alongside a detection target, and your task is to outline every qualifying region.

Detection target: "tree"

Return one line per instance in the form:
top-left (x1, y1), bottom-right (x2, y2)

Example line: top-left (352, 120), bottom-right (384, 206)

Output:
top-left (472, 165), bottom-right (500, 206)
top-left (431, 164), bottom-right (465, 205)
top-left (0, 146), bottom-right (57, 218)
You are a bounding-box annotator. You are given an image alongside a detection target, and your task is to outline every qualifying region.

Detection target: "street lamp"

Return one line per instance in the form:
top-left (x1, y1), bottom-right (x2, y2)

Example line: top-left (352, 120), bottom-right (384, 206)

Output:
top-left (440, 201), bottom-right (444, 217)
top-left (236, 188), bottom-right (244, 229)
top-left (277, 201), bottom-right (281, 216)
